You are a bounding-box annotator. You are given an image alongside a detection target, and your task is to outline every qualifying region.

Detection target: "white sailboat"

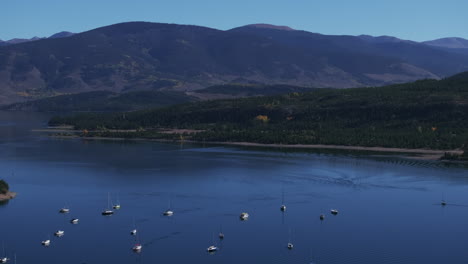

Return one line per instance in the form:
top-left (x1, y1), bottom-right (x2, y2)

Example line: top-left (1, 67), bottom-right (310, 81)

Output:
top-left (132, 234), bottom-right (142, 252)
top-left (287, 228), bottom-right (294, 250)
top-left (0, 243), bottom-right (9, 263)
top-left (132, 243), bottom-right (142, 252)
top-left (113, 192), bottom-right (121, 210)
top-left (206, 233), bottom-right (218, 253)
top-left (41, 235), bottom-right (51, 246)
top-left (41, 239), bottom-right (51, 246)
top-left (240, 212), bottom-right (249, 220)
top-left (0, 243), bottom-right (8, 263)
top-left (280, 185), bottom-right (286, 211)
top-left (59, 207), bottom-right (70, 213)
top-left (54, 230), bottom-right (64, 237)
top-left (163, 199), bottom-right (174, 216)
top-left (206, 245), bottom-right (218, 253)
top-left (70, 218), bottom-right (79, 224)
top-left (102, 193), bottom-right (114, 216)
top-left (330, 209), bottom-right (338, 215)
top-left (130, 217), bottom-right (137, 235)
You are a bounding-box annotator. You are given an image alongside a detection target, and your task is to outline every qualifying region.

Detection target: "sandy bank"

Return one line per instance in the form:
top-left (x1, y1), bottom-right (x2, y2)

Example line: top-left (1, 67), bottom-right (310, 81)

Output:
top-left (0, 191), bottom-right (17, 201)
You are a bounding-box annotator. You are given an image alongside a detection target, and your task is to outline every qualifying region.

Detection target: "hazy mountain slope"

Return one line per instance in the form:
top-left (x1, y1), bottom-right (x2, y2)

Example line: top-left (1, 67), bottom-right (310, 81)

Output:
top-left (2, 90), bottom-right (196, 112)
top-left (3, 83), bottom-right (313, 111)
top-left (423, 37), bottom-right (468, 49)
top-left (49, 31), bottom-right (75, 39)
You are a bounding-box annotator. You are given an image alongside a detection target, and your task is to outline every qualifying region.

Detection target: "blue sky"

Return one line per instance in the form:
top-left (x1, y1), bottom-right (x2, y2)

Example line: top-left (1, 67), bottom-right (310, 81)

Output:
top-left (1, 0), bottom-right (467, 41)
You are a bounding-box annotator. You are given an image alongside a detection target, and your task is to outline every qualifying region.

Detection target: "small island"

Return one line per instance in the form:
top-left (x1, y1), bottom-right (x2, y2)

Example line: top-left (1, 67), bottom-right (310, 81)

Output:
top-left (0, 179), bottom-right (16, 201)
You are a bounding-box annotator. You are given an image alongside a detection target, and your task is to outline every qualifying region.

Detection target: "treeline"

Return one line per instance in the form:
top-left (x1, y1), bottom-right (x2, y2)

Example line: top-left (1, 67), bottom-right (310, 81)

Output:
top-left (0, 180), bottom-right (9, 194)
top-left (49, 72), bottom-right (468, 151)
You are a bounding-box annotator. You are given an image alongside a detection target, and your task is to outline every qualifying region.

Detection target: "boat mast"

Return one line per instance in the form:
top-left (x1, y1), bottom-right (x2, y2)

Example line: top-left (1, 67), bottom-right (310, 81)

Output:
top-left (281, 184), bottom-right (285, 205)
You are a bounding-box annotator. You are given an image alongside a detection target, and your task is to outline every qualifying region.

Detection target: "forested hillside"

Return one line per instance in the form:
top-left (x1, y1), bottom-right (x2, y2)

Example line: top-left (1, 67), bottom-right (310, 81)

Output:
top-left (50, 72), bottom-right (468, 151)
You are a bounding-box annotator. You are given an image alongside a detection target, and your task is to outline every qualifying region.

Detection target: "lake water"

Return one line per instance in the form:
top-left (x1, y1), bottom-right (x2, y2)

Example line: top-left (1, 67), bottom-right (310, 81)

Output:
top-left (1, 111), bottom-right (468, 264)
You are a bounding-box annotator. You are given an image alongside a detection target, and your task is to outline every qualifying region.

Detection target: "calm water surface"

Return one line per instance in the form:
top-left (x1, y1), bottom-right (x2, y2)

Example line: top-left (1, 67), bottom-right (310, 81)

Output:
top-left (0, 111), bottom-right (468, 264)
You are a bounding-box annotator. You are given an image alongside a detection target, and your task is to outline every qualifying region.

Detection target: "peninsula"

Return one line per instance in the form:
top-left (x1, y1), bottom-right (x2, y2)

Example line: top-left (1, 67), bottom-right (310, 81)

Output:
top-left (0, 179), bottom-right (16, 201)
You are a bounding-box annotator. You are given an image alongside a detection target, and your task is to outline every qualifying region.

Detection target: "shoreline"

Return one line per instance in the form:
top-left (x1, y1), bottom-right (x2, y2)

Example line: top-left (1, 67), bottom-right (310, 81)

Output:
top-left (51, 134), bottom-right (464, 161)
top-left (0, 191), bottom-right (17, 201)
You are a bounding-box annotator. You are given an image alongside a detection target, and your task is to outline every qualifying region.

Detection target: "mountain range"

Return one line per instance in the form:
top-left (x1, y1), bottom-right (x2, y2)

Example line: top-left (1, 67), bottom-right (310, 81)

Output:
top-left (0, 31), bottom-right (75, 46)
top-left (423, 37), bottom-right (468, 49)
top-left (1, 22), bottom-right (468, 105)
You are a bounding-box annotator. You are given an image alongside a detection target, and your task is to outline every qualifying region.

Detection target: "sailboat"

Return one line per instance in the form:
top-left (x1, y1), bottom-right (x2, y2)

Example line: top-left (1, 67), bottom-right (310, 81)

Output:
top-left (70, 218), bottom-right (79, 224)
top-left (206, 233), bottom-right (218, 253)
top-left (0, 243), bottom-right (8, 263)
top-left (113, 192), bottom-right (121, 210)
top-left (206, 245), bottom-right (218, 253)
top-left (41, 239), bottom-right (51, 246)
top-left (218, 225), bottom-right (224, 240)
top-left (59, 207), bottom-right (70, 213)
top-left (280, 185), bottom-right (286, 211)
top-left (130, 217), bottom-right (137, 235)
top-left (287, 228), bottom-right (294, 250)
top-left (54, 230), bottom-right (64, 237)
top-left (162, 199), bottom-right (174, 216)
top-left (132, 243), bottom-right (142, 252)
top-left (330, 209), bottom-right (339, 215)
top-left (132, 234), bottom-right (142, 252)
top-left (41, 236), bottom-right (50, 247)
top-left (240, 212), bottom-right (249, 220)
top-left (102, 193), bottom-right (114, 216)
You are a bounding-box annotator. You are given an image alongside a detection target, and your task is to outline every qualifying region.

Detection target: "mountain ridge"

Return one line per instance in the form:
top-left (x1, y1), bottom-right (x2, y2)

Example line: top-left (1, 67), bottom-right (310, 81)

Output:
top-left (423, 37), bottom-right (468, 49)
top-left (1, 21), bottom-right (468, 105)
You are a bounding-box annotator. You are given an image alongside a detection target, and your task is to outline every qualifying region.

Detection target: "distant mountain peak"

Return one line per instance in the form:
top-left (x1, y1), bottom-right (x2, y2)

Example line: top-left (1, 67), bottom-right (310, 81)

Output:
top-left (0, 31), bottom-right (75, 46)
top-left (423, 37), bottom-right (468, 49)
top-left (243, 23), bottom-right (295, 31)
top-left (49, 31), bottom-right (75, 39)
top-left (358, 35), bottom-right (413, 44)
top-left (5, 37), bottom-right (44, 44)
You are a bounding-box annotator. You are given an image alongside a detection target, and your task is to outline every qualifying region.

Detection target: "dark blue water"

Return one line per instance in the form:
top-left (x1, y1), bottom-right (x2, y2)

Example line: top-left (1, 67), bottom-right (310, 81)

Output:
top-left (1, 111), bottom-right (467, 264)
